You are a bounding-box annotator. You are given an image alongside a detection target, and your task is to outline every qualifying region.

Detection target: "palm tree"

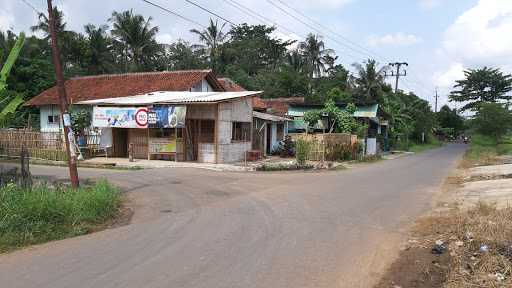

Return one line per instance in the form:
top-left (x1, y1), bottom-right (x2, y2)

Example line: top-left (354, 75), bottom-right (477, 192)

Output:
top-left (109, 10), bottom-right (160, 72)
top-left (30, 7), bottom-right (67, 40)
top-left (84, 24), bottom-right (114, 74)
top-left (286, 49), bottom-right (304, 72)
top-left (190, 19), bottom-right (228, 72)
top-left (298, 34), bottom-right (334, 79)
top-left (351, 59), bottom-right (388, 104)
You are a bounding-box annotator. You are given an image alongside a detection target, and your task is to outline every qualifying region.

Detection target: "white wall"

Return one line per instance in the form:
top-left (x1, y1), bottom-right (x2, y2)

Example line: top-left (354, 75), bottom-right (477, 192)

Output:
top-left (190, 79), bottom-right (213, 92)
top-left (39, 105), bottom-right (62, 133)
top-left (217, 97), bottom-right (253, 163)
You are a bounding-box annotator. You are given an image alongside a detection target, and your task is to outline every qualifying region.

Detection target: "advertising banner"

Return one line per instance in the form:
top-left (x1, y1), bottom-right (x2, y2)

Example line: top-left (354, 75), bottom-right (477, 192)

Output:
top-left (93, 107), bottom-right (148, 128)
top-left (148, 106), bottom-right (187, 128)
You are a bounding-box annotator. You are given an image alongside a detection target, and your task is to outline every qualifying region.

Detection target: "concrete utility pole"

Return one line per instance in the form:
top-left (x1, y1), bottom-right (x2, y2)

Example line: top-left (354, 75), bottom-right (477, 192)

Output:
top-left (434, 87), bottom-right (439, 113)
top-left (47, 0), bottom-right (79, 188)
top-left (386, 62), bottom-right (408, 94)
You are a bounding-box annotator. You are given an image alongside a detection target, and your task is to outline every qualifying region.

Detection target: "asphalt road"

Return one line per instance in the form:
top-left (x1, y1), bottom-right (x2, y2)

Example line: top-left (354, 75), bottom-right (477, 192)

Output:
top-left (0, 144), bottom-right (465, 288)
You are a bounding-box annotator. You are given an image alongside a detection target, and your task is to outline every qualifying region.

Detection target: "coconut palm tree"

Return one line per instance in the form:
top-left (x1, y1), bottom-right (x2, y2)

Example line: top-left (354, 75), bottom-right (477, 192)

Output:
top-left (298, 34), bottom-right (334, 79)
top-left (351, 59), bottom-right (388, 104)
top-left (84, 24), bottom-right (114, 74)
top-left (190, 19), bottom-right (228, 72)
top-left (30, 7), bottom-right (67, 40)
top-left (109, 10), bottom-right (160, 72)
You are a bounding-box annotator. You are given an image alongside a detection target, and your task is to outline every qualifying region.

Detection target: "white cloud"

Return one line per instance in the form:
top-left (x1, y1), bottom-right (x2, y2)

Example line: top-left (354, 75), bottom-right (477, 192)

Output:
top-left (434, 0), bottom-right (512, 95)
top-left (0, 2), bottom-right (15, 31)
top-left (442, 0), bottom-right (512, 67)
top-left (434, 62), bottom-right (465, 89)
top-left (418, 0), bottom-right (442, 10)
top-left (366, 33), bottom-right (422, 47)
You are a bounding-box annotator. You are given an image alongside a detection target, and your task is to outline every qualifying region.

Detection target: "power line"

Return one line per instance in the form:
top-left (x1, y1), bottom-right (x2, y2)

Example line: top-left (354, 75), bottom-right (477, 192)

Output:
top-left (223, 0), bottom-right (296, 35)
top-left (141, 0), bottom-right (206, 28)
top-left (272, 0), bottom-right (384, 61)
top-left (264, 0), bottom-right (367, 62)
top-left (183, 0), bottom-right (238, 26)
top-left (267, 0), bottom-right (434, 98)
top-left (20, 0), bottom-right (42, 15)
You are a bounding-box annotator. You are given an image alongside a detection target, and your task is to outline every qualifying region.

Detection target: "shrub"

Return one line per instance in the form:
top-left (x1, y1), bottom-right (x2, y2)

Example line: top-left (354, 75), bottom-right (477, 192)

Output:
top-left (0, 180), bottom-right (121, 252)
top-left (295, 139), bottom-right (312, 165)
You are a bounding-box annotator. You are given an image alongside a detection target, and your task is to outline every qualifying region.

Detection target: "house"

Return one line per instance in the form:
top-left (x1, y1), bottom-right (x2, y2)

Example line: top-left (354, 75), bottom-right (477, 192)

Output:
top-left (26, 70), bottom-right (225, 133)
top-left (26, 70), bottom-right (261, 163)
top-left (287, 103), bottom-right (389, 155)
top-left (252, 111), bottom-right (291, 156)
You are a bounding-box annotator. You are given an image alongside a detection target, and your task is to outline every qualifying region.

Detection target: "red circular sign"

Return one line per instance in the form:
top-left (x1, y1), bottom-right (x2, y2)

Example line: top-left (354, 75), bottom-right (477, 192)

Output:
top-left (135, 108), bottom-right (148, 127)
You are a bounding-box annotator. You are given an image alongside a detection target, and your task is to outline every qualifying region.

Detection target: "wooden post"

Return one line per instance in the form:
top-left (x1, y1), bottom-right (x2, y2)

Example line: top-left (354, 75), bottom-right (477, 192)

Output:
top-left (174, 128), bottom-right (178, 162)
top-left (214, 104), bottom-right (219, 164)
top-left (129, 143), bottom-right (134, 162)
top-left (47, 0), bottom-right (79, 187)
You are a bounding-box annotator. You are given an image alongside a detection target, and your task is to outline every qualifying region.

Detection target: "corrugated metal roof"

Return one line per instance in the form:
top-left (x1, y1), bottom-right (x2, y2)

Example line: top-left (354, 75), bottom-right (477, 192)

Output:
top-left (253, 111), bottom-right (291, 122)
top-left (288, 104), bottom-right (379, 118)
top-left (77, 91), bottom-right (262, 105)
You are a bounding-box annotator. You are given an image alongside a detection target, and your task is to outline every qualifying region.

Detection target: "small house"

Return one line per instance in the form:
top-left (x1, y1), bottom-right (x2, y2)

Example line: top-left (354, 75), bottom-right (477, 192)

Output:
top-left (26, 70), bottom-right (261, 163)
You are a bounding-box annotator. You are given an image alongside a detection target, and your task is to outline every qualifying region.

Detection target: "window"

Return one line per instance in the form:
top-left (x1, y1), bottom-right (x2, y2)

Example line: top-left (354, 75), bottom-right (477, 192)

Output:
top-left (47, 115), bottom-right (60, 125)
top-left (232, 122), bottom-right (251, 142)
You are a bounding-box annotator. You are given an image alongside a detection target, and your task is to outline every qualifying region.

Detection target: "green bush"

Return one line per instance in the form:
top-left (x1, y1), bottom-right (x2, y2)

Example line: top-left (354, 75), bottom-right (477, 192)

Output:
top-left (0, 180), bottom-right (121, 252)
top-left (295, 139), bottom-right (312, 165)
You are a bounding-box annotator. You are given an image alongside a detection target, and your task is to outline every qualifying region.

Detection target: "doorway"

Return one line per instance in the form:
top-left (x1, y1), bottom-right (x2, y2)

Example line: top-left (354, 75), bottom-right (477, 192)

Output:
top-left (112, 128), bottom-right (128, 157)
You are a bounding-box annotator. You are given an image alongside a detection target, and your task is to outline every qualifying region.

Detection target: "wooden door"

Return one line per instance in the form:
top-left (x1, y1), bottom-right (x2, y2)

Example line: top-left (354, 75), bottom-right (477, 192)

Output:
top-left (128, 129), bottom-right (148, 159)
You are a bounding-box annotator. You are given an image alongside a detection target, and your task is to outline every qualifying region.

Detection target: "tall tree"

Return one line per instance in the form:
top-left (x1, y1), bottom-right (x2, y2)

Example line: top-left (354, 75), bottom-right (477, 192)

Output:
top-left (110, 10), bottom-right (160, 72)
top-left (190, 19), bottom-right (228, 72)
top-left (351, 59), bottom-right (389, 104)
top-left (298, 34), bottom-right (334, 80)
top-left (84, 24), bottom-right (114, 74)
top-left (449, 67), bottom-right (512, 112)
top-left (166, 40), bottom-right (206, 70)
top-left (30, 7), bottom-right (67, 40)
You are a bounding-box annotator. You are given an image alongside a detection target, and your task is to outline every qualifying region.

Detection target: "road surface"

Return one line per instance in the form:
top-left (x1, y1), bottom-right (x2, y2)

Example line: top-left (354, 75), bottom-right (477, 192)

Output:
top-left (0, 144), bottom-right (465, 288)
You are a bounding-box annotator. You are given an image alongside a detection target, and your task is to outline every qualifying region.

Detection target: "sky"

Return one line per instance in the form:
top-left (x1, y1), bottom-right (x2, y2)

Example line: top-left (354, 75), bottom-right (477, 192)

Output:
top-left (1, 0), bottom-right (512, 110)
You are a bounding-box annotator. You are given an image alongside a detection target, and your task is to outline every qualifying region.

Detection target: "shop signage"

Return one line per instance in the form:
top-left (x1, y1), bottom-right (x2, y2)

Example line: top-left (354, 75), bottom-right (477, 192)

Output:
top-left (93, 107), bottom-right (149, 128)
top-left (148, 106), bottom-right (187, 128)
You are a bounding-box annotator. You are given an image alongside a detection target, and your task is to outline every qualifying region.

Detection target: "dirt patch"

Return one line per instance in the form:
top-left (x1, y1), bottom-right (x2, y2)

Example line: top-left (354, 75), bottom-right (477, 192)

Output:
top-left (375, 246), bottom-right (450, 288)
top-left (375, 204), bottom-right (512, 288)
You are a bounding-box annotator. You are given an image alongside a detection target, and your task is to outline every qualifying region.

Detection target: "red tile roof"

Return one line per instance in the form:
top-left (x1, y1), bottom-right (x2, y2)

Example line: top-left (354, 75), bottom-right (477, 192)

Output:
top-left (26, 70), bottom-right (225, 106)
top-left (217, 78), bottom-right (246, 92)
top-left (252, 97), bottom-right (305, 115)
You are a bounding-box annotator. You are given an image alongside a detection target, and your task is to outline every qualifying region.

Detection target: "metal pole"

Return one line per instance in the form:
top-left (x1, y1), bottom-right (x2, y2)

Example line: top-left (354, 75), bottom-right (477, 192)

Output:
top-left (47, 0), bottom-right (79, 188)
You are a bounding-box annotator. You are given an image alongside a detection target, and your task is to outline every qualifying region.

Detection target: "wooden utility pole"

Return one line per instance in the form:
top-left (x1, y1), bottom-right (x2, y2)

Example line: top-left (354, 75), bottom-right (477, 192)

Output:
top-left (386, 62), bottom-right (408, 94)
top-left (47, 0), bottom-right (79, 187)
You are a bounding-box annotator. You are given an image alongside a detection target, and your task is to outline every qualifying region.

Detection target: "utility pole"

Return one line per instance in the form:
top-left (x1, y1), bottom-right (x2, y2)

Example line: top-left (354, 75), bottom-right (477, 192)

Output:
top-left (434, 87), bottom-right (439, 113)
top-left (47, 0), bottom-right (79, 188)
top-left (385, 62), bottom-right (408, 94)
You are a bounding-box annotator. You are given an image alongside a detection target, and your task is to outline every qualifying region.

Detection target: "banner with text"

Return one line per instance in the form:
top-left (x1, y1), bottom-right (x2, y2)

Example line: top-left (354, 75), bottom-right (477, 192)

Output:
top-left (93, 107), bottom-right (149, 128)
top-left (148, 106), bottom-right (187, 128)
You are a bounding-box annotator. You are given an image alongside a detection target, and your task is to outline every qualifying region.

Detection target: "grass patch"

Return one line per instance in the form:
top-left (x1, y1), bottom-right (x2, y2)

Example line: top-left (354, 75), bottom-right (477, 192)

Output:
top-left (461, 134), bottom-right (512, 167)
top-left (0, 180), bottom-right (121, 252)
top-left (358, 154), bottom-right (382, 163)
top-left (256, 162), bottom-right (314, 171)
top-left (409, 140), bottom-right (443, 153)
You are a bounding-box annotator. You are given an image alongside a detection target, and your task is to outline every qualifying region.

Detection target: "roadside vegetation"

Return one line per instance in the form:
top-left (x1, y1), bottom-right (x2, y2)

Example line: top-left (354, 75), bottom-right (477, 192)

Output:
top-left (0, 180), bottom-right (121, 252)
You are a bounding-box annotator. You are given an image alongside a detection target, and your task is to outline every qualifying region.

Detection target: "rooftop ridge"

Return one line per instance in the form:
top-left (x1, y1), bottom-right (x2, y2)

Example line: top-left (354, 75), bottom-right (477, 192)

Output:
top-left (70, 70), bottom-right (213, 80)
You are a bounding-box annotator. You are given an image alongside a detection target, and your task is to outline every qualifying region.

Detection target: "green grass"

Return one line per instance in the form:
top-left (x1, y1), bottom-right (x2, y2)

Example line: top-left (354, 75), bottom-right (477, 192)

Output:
top-left (0, 180), bottom-right (121, 252)
top-left (408, 138), bottom-right (443, 153)
top-left (462, 134), bottom-right (512, 167)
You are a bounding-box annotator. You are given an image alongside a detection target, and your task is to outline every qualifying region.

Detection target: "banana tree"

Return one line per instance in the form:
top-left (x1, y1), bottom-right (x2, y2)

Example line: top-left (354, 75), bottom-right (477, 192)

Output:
top-left (0, 32), bottom-right (25, 125)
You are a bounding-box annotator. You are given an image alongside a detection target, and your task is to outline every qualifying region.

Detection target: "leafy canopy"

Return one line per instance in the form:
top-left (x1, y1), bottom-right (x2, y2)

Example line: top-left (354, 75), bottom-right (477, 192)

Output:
top-left (472, 102), bottom-right (512, 142)
top-left (449, 67), bottom-right (512, 112)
